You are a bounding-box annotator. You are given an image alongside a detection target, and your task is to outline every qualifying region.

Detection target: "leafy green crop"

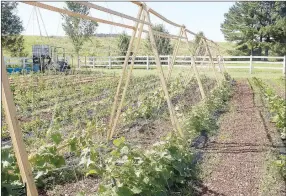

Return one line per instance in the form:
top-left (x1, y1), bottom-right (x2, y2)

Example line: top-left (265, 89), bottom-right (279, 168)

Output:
top-left (252, 77), bottom-right (286, 179)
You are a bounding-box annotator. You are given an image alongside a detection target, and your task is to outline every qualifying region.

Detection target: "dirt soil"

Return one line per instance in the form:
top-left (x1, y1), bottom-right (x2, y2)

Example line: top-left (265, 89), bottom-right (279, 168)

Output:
top-left (196, 80), bottom-right (285, 196)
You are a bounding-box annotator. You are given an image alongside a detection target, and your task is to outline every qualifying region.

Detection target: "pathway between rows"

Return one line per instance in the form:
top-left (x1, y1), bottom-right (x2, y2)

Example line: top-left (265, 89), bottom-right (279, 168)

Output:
top-left (197, 80), bottom-right (285, 196)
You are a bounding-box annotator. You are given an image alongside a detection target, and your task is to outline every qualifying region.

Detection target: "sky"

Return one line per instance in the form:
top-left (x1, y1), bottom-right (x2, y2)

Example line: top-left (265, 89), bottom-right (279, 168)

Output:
top-left (17, 1), bottom-right (234, 42)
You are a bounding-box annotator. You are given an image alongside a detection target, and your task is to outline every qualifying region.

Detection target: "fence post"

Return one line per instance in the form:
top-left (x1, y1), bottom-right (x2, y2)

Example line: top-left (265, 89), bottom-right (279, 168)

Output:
top-left (283, 55), bottom-right (286, 75)
top-left (85, 56), bottom-right (87, 67)
top-left (109, 56), bottom-right (111, 69)
top-left (168, 55), bottom-right (170, 68)
top-left (93, 57), bottom-right (95, 69)
top-left (249, 55), bottom-right (253, 74)
top-left (146, 55), bottom-right (149, 70)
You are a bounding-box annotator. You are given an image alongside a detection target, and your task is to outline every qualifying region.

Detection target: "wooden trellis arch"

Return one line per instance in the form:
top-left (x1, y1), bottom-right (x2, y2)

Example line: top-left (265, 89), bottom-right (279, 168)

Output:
top-left (2, 2), bottom-right (227, 195)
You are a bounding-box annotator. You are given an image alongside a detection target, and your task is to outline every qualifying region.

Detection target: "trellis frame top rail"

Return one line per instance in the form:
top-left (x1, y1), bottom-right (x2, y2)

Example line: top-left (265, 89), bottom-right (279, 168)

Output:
top-left (22, 1), bottom-right (185, 40)
top-left (22, 1), bottom-right (223, 50)
top-left (131, 1), bottom-right (221, 47)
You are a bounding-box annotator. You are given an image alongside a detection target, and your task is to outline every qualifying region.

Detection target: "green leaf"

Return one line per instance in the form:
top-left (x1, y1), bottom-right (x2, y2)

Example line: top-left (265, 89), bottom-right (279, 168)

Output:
top-left (120, 146), bottom-right (129, 155)
top-left (113, 137), bottom-right (125, 147)
top-left (86, 169), bottom-right (97, 176)
top-left (76, 191), bottom-right (86, 196)
top-left (131, 186), bottom-right (142, 194)
top-left (51, 132), bottom-right (62, 145)
top-left (117, 186), bottom-right (133, 196)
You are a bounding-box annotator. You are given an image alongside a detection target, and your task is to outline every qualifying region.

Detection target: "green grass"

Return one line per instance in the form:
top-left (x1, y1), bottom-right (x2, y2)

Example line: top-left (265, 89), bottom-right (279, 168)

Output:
top-left (3, 35), bottom-right (232, 57)
top-left (225, 63), bottom-right (283, 68)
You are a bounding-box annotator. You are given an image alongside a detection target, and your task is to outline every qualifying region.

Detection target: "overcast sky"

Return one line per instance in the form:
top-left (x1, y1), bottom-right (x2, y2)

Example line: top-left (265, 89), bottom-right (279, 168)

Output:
top-left (17, 1), bottom-right (234, 42)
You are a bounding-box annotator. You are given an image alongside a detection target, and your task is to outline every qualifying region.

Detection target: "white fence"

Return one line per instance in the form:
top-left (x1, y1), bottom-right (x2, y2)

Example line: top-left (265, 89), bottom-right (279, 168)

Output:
top-left (4, 55), bottom-right (286, 74)
top-left (3, 57), bottom-right (33, 68)
top-left (78, 55), bottom-right (286, 74)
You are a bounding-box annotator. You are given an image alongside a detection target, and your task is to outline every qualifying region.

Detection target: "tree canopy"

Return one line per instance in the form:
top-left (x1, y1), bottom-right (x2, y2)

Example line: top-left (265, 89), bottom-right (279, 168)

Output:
top-left (62, 2), bottom-right (98, 56)
top-left (221, 1), bottom-right (286, 56)
top-left (146, 24), bottom-right (173, 55)
top-left (117, 32), bottom-right (130, 56)
top-left (1, 2), bottom-right (27, 57)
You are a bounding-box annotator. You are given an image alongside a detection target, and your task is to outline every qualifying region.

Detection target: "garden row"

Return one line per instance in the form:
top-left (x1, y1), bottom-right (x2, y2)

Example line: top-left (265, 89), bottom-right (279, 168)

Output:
top-left (252, 77), bottom-right (286, 179)
top-left (1, 70), bottom-right (229, 195)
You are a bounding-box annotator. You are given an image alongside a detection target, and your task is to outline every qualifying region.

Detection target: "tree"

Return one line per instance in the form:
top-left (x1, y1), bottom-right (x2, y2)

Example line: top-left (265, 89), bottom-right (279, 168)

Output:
top-left (146, 24), bottom-right (173, 55)
top-left (192, 31), bottom-right (205, 55)
top-left (1, 2), bottom-right (27, 57)
top-left (221, 2), bottom-right (286, 56)
top-left (62, 2), bottom-right (98, 60)
top-left (117, 32), bottom-right (130, 56)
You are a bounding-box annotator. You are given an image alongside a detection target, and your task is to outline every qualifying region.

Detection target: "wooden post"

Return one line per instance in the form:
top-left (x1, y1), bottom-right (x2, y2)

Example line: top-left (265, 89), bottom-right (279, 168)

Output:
top-left (183, 29), bottom-right (206, 100)
top-left (108, 6), bottom-right (143, 140)
top-left (109, 56), bottom-right (111, 69)
top-left (108, 11), bottom-right (146, 139)
top-left (217, 55), bottom-right (223, 73)
top-left (249, 55), bottom-right (253, 74)
top-left (167, 27), bottom-right (183, 81)
top-left (1, 52), bottom-right (38, 196)
top-left (146, 55), bottom-right (149, 70)
top-left (202, 39), bottom-right (220, 84)
top-left (143, 7), bottom-right (183, 137)
top-left (85, 56), bottom-right (87, 67)
top-left (217, 46), bottom-right (227, 73)
top-left (168, 55), bottom-right (170, 68)
top-left (283, 55), bottom-right (285, 75)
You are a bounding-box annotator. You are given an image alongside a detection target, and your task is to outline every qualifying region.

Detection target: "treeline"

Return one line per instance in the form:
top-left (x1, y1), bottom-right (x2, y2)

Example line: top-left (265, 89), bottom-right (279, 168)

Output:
top-left (221, 1), bottom-right (286, 56)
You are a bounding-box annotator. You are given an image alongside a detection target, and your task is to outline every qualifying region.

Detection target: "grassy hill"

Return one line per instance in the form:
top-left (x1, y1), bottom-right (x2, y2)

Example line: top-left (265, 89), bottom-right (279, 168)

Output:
top-left (3, 35), bottom-right (233, 57)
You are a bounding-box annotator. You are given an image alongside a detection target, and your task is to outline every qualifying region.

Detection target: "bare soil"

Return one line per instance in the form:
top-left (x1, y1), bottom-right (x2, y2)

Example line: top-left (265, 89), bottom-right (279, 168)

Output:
top-left (196, 80), bottom-right (285, 196)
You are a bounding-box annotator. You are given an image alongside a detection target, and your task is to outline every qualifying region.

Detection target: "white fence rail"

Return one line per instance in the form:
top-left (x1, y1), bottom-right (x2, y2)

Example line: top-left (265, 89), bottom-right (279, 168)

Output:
top-left (3, 57), bottom-right (33, 68)
top-left (78, 55), bottom-right (286, 74)
top-left (4, 55), bottom-right (286, 74)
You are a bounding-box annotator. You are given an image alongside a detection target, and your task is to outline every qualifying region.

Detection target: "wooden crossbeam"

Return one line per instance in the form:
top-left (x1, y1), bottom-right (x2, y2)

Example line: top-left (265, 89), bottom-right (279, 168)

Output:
top-left (131, 1), bottom-right (182, 28)
top-left (21, 1), bottom-right (184, 40)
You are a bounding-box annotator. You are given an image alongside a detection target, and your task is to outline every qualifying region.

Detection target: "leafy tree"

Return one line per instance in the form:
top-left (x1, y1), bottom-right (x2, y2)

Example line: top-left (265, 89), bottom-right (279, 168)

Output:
top-left (192, 31), bottom-right (205, 55)
top-left (146, 24), bottom-right (173, 55)
top-left (1, 2), bottom-right (27, 57)
top-left (62, 2), bottom-right (98, 60)
top-left (221, 2), bottom-right (286, 56)
top-left (117, 32), bottom-right (130, 56)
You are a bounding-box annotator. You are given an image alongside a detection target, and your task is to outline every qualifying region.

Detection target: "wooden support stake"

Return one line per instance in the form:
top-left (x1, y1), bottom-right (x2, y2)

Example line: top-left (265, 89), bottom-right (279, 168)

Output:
top-left (167, 27), bottom-right (184, 81)
top-left (1, 52), bottom-right (38, 196)
top-left (143, 7), bottom-right (183, 137)
top-left (108, 6), bottom-right (143, 140)
top-left (109, 13), bottom-right (145, 139)
top-left (216, 46), bottom-right (227, 73)
top-left (202, 39), bottom-right (221, 84)
top-left (183, 29), bottom-right (206, 100)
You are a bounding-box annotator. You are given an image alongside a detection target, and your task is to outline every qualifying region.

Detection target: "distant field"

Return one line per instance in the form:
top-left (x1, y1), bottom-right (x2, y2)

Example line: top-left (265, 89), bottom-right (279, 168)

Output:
top-left (3, 35), bottom-right (233, 57)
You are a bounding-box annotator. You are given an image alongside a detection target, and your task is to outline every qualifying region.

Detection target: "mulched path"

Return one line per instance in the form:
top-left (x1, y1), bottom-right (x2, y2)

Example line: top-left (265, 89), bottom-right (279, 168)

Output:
top-left (197, 80), bottom-right (285, 196)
